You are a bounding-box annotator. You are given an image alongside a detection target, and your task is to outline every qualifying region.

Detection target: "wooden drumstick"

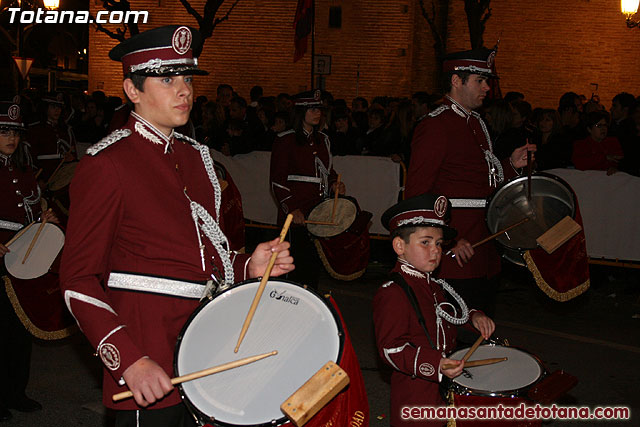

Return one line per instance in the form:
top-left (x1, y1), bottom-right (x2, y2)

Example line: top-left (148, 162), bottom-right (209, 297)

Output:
top-left (446, 218), bottom-right (529, 257)
top-left (234, 214), bottom-right (293, 353)
top-left (442, 357), bottom-right (507, 370)
top-left (112, 350), bottom-right (278, 402)
top-left (330, 174), bottom-right (341, 223)
top-left (34, 168), bottom-right (43, 180)
top-left (527, 149), bottom-right (533, 201)
top-left (471, 217), bottom-right (530, 249)
top-left (4, 220), bottom-right (36, 247)
top-left (461, 335), bottom-right (485, 363)
top-left (21, 209), bottom-right (51, 264)
top-left (45, 157), bottom-right (67, 187)
top-left (304, 220), bottom-right (338, 226)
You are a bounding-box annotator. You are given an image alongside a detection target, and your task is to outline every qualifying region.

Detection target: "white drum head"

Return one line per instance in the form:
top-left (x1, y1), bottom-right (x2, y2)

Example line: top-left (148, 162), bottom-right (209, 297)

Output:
top-left (307, 198), bottom-right (357, 238)
top-left (451, 345), bottom-right (543, 394)
top-left (175, 279), bottom-right (342, 426)
top-left (4, 223), bottom-right (64, 279)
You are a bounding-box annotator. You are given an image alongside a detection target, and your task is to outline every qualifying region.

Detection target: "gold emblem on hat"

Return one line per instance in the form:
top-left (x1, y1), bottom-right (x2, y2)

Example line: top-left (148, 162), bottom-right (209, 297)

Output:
top-left (487, 50), bottom-right (496, 69)
top-left (8, 104), bottom-right (20, 121)
top-left (434, 196), bottom-right (448, 217)
top-left (172, 26), bottom-right (192, 55)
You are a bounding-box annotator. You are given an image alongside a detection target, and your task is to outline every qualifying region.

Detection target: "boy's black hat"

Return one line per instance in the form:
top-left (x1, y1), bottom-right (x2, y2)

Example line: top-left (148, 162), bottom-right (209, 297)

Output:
top-left (442, 47), bottom-right (497, 79)
top-left (382, 193), bottom-right (457, 240)
top-left (109, 25), bottom-right (208, 77)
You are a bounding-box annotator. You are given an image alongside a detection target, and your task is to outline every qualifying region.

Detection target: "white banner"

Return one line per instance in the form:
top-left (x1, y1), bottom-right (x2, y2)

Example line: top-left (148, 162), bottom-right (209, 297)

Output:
top-left (210, 151), bottom-right (402, 235)
top-left (547, 168), bottom-right (640, 261)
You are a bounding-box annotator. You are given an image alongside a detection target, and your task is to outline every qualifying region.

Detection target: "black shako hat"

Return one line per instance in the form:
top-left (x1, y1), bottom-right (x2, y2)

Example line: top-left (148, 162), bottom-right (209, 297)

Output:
top-left (42, 93), bottom-right (65, 106)
top-left (0, 101), bottom-right (25, 130)
top-left (443, 47), bottom-right (497, 79)
top-left (382, 193), bottom-right (457, 241)
top-left (294, 89), bottom-right (323, 108)
top-left (109, 25), bottom-right (208, 77)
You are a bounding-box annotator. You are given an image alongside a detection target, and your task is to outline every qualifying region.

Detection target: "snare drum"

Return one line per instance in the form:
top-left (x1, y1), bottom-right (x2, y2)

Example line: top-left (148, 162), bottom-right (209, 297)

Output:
top-left (174, 278), bottom-right (343, 426)
top-left (445, 344), bottom-right (544, 426)
top-left (306, 196), bottom-right (372, 281)
top-left (306, 196), bottom-right (358, 238)
top-left (47, 161), bottom-right (78, 192)
top-left (3, 223), bottom-right (75, 340)
top-left (4, 222), bottom-right (65, 280)
top-left (47, 161), bottom-right (79, 224)
top-left (486, 173), bottom-right (575, 266)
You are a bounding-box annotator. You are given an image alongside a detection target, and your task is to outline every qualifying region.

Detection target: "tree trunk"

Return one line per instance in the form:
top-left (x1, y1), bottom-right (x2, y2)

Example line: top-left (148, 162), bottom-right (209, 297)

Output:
top-left (464, 0), bottom-right (491, 50)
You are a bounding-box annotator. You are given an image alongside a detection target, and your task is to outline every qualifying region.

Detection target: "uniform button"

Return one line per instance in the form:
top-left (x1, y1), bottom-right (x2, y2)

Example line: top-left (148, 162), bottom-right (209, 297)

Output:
top-left (16, 190), bottom-right (22, 196)
top-left (18, 202), bottom-right (24, 207)
top-left (12, 178), bottom-right (18, 184)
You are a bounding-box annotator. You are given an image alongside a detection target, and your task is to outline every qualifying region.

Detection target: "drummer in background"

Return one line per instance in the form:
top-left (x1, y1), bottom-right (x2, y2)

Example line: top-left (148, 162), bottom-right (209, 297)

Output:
top-left (0, 100), bottom-right (58, 422)
top-left (373, 193), bottom-right (494, 427)
top-left (27, 94), bottom-right (76, 184)
top-left (270, 90), bottom-right (345, 290)
top-left (405, 48), bottom-right (535, 320)
top-left (59, 26), bottom-right (293, 427)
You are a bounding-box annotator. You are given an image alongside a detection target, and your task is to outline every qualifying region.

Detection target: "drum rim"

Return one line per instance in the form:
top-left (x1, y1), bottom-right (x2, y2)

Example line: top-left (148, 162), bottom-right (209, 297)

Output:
top-left (446, 344), bottom-right (547, 399)
top-left (47, 161), bottom-right (79, 191)
top-left (306, 195), bottom-right (360, 238)
top-left (4, 222), bottom-right (65, 279)
top-left (485, 172), bottom-right (576, 255)
top-left (173, 277), bottom-right (345, 427)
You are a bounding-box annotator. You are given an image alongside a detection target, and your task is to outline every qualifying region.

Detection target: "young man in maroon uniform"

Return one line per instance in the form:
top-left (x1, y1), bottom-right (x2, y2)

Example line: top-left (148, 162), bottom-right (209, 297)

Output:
top-left (405, 48), bottom-right (536, 318)
top-left (60, 26), bottom-right (293, 427)
top-left (373, 193), bottom-right (494, 426)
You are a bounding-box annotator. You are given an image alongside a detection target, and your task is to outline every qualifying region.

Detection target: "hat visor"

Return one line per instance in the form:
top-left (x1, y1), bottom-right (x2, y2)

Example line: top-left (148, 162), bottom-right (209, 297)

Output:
top-left (132, 66), bottom-right (209, 77)
top-left (43, 100), bottom-right (65, 106)
top-left (476, 71), bottom-right (499, 79)
top-left (0, 122), bottom-right (25, 131)
top-left (295, 102), bottom-right (324, 109)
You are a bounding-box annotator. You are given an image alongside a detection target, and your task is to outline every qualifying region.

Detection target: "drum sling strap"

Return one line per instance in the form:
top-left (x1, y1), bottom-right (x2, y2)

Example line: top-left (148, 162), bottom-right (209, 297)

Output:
top-left (391, 272), bottom-right (436, 351)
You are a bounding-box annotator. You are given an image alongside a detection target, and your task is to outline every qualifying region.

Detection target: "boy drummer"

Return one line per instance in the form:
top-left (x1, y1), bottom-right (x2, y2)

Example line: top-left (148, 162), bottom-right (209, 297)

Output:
top-left (372, 193), bottom-right (495, 426)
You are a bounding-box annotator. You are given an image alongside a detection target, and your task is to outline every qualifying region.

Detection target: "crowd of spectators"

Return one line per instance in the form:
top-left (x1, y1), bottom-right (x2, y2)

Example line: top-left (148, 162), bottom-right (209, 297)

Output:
top-left (10, 84), bottom-right (640, 177)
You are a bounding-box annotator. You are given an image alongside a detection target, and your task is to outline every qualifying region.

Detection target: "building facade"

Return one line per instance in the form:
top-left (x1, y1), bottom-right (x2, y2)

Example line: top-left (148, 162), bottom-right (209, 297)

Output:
top-left (88, 0), bottom-right (640, 109)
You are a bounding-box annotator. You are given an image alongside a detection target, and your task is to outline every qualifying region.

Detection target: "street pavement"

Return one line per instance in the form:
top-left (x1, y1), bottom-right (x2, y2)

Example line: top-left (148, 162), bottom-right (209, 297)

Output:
top-left (3, 240), bottom-right (639, 426)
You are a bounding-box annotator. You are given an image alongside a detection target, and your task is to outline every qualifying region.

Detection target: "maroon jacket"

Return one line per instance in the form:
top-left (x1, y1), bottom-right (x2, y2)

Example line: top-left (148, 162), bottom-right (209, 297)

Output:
top-left (406, 97), bottom-right (518, 279)
top-left (27, 120), bottom-right (75, 181)
top-left (571, 136), bottom-right (624, 171)
top-left (60, 113), bottom-right (251, 410)
top-left (270, 129), bottom-right (338, 225)
top-left (373, 261), bottom-right (479, 426)
top-left (0, 154), bottom-right (41, 243)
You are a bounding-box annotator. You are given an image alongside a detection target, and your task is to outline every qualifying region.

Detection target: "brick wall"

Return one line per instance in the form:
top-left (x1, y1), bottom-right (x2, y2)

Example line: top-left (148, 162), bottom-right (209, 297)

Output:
top-left (90, 0), bottom-right (640, 108)
top-left (445, 0), bottom-right (640, 109)
top-left (89, 0), bottom-right (416, 102)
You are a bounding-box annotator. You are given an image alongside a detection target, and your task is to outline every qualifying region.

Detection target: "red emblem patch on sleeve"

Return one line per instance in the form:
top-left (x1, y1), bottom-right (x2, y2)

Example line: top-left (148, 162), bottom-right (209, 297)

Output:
top-left (98, 343), bottom-right (121, 371)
